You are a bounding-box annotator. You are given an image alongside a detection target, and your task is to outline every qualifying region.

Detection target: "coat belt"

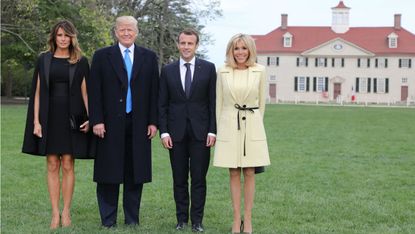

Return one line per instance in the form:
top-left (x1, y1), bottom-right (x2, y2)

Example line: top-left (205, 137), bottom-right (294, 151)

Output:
top-left (234, 104), bottom-right (259, 156)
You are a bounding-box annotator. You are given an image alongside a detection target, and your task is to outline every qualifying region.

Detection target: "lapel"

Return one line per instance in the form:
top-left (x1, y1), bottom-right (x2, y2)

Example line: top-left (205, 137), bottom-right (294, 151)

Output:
top-left (43, 52), bottom-right (52, 88)
top-left (173, 60), bottom-right (186, 98)
top-left (189, 58), bottom-right (202, 98)
top-left (220, 66), bottom-right (237, 102)
top-left (69, 62), bottom-right (77, 88)
top-left (108, 45), bottom-right (127, 88)
top-left (132, 45), bottom-right (144, 83)
top-left (241, 66), bottom-right (260, 102)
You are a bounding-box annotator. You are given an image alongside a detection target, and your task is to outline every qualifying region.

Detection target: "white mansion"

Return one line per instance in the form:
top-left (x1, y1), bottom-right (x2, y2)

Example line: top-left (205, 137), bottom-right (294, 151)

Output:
top-left (253, 1), bottom-right (415, 105)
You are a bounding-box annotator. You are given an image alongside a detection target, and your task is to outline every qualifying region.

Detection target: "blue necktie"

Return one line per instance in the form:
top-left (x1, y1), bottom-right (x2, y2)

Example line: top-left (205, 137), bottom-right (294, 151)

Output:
top-left (124, 49), bottom-right (132, 113)
top-left (184, 63), bottom-right (191, 98)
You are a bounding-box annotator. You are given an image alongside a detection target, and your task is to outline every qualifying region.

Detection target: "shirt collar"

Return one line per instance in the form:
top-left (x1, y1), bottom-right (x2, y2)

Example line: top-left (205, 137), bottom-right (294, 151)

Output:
top-left (180, 57), bottom-right (196, 67)
top-left (118, 43), bottom-right (135, 54)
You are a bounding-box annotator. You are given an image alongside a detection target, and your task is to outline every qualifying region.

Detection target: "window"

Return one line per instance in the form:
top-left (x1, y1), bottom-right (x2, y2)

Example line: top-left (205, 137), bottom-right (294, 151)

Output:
top-left (283, 32), bottom-right (293, 48)
top-left (399, 59), bottom-right (412, 68)
top-left (269, 75), bottom-right (276, 81)
top-left (317, 77), bottom-right (325, 92)
top-left (373, 78), bottom-right (389, 93)
top-left (296, 57), bottom-right (308, 67)
top-left (315, 57), bottom-right (327, 67)
top-left (267, 57), bottom-right (279, 66)
top-left (388, 32), bottom-right (398, 48)
top-left (332, 58), bottom-right (344, 67)
top-left (402, 77), bottom-right (408, 84)
top-left (356, 77), bottom-right (368, 93)
top-left (294, 76), bottom-right (308, 92)
top-left (375, 58), bottom-right (388, 68)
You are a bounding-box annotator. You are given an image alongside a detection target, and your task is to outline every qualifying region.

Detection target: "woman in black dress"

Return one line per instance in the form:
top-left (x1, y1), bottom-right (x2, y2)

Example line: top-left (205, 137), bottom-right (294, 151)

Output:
top-left (22, 20), bottom-right (92, 229)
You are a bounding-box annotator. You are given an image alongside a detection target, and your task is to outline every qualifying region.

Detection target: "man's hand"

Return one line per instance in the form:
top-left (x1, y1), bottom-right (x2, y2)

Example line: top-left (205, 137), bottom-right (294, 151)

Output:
top-left (161, 136), bottom-right (173, 149)
top-left (147, 124), bottom-right (157, 139)
top-left (93, 123), bottom-right (106, 138)
top-left (206, 135), bottom-right (216, 147)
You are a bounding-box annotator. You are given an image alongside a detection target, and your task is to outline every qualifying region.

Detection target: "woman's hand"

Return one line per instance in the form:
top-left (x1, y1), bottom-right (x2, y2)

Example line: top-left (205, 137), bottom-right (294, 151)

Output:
top-left (80, 120), bottom-right (89, 133)
top-left (33, 122), bottom-right (42, 138)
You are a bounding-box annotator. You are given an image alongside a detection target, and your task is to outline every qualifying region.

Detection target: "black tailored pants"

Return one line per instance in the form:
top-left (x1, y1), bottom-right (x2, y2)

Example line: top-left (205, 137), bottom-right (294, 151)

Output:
top-left (169, 120), bottom-right (210, 224)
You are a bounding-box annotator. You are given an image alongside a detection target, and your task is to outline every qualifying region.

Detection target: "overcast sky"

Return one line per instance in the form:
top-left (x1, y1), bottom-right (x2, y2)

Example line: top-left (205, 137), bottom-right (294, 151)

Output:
top-left (202, 0), bottom-right (415, 67)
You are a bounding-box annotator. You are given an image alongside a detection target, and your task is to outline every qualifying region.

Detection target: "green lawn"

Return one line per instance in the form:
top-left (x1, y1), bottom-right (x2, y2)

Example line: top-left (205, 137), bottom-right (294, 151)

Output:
top-left (1, 104), bottom-right (415, 233)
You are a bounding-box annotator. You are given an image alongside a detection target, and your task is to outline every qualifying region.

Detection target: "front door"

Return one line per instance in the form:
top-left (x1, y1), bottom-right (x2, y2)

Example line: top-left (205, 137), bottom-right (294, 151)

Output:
top-left (269, 84), bottom-right (276, 103)
top-left (333, 83), bottom-right (341, 99)
top-left (401, 86), bottom-right (408, 101)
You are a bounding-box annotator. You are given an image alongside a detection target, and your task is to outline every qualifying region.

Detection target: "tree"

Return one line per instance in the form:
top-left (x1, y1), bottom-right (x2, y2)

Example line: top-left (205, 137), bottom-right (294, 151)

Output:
top-left (98, 0), bottom-right (222, 65)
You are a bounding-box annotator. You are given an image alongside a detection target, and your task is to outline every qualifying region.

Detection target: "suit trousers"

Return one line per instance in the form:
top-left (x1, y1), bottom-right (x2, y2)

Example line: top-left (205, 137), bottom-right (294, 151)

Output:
top-left (96, 114), bottom-right (143, 226)
top-left (169, 120), bottom-right (210, 224)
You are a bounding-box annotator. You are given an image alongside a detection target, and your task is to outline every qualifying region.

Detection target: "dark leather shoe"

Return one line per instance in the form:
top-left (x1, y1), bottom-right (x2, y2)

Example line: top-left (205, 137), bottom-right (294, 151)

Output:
top-left (192, 223), bottom-right (204, 232)
top-left (176, 222), bottom-right (188, 230)
top-left (102, 223), bottom-right (116, 229)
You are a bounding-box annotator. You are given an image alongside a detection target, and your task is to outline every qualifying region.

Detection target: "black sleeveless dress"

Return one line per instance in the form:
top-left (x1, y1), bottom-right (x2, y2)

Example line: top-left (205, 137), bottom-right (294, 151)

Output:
top-left (45, 57), bottom-right (72, 155)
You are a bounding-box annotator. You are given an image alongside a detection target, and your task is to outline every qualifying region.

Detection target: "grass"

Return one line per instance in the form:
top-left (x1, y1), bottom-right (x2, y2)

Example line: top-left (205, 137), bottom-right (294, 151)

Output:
top-left (1, 104), bottom-right (415, 233)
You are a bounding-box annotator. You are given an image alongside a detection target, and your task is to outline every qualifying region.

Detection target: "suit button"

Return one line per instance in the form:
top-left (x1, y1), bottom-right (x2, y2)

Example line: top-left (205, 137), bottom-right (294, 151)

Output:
top-left (119, 99), bottom-right (123, 102)
top-left (242, 117), bottom-right (246, 120)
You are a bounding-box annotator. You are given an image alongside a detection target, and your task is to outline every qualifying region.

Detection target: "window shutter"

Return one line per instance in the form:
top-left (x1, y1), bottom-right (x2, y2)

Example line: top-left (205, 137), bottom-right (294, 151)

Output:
top-left (306, 77), bottom-right (310, 91)
top-left (325, 77), bottom-right (328, 91)
top-left (276, 57), bottom-right (279, 66)
top-left (267, 57), bottom-right (270, 66)
top-left (341, 58), bottom-right (345, 67)
top-left (357, 58), bottom-right (361, 67)
top-left (296, 58), bottom-right (299, 67)
top-left (356, 78), bottom-right (359, 92)
top-left (385, 78), bottom-right (389, 93)
top-left (313, 77), bottom-right (316, 91)
top-left (305, 58), bottom-right (308, 67)
top-left (385, 59), bottom-right (388, 68)
top-left (294, 77), bottom-right (298, 91)
top-left (367, 58), bottom-right (370, 68)
top-left (367, 78), bottom-right (371, 92)
top-left (315, 58), bottom-right (318, 67)
top-left (375, 58), bottom-right (378, 67)
top-left (409, 59), bottom-right (412, 68)
top-left (373, 78), bottom-right (377, 93)
top-left (399, 59), bottom-right (402, 68)
top-left (332, 58), bottom-right (335, 67)
top-left (324, 58), bottom-right (327, 67)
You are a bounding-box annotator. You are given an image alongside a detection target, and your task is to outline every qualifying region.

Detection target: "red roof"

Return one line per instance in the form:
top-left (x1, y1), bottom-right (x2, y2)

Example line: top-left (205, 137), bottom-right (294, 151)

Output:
top-left (332, 1), bottom-right (350, 9)
top-left (254, 26), bottom-right (415, 55)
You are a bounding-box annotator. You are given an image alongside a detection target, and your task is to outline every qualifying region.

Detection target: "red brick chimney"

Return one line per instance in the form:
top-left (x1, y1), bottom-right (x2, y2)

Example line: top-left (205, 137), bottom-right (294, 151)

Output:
top-left (394, 14), bottom-right (401, 30)
top-left (281, 14), bottom-right (288, 30)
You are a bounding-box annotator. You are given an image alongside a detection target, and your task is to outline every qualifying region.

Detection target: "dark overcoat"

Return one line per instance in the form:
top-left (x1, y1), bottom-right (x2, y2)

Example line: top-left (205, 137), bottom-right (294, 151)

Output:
top-left (22, 52), bottom-right (94, 158)
top-left (88, 44), bottom-right (159, 184)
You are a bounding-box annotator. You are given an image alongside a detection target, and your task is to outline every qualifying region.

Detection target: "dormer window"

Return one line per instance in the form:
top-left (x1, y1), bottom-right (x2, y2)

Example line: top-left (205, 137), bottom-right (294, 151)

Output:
top-left (283, 32), bottom-right (292, 47)
top-left (388, 32), bottom-right (398, 48)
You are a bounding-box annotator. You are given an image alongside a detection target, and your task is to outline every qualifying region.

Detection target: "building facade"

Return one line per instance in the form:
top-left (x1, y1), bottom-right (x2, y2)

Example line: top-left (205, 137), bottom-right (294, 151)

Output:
top-left (253, 1), bottom-right (415, 105)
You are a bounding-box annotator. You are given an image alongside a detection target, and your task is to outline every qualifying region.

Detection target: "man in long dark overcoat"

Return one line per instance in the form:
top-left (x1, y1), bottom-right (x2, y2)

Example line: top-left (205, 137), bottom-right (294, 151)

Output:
top-left (88, 15), bottom-right (159, 227)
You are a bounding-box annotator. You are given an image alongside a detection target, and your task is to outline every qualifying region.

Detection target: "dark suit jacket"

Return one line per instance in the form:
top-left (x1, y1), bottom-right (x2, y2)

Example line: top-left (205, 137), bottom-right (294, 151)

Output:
top-left (89, 44), bottom-right (159, 184)
top-left (159, 58), bottom-right (216, 142)
top-left (22, 52), bottom-right (94, 158)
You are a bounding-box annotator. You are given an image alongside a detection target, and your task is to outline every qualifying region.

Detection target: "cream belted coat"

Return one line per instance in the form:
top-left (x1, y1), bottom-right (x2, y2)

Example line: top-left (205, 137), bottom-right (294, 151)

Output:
top-left (213, 64), bottom-right (270, 168)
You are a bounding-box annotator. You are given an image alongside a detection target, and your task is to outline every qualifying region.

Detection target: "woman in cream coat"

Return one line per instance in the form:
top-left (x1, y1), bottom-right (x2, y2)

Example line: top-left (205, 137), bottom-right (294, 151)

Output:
top-left (214, 34), bottom-right (270, 234)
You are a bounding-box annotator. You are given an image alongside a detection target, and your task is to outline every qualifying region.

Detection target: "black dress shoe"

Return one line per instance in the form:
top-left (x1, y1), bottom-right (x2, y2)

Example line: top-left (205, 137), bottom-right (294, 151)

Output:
top-left (192, 223), bottom-right (204, 232)
top-left (102, 223), bottom-right (116, 229)
top-left (176, 222), bottom-right (188, 230)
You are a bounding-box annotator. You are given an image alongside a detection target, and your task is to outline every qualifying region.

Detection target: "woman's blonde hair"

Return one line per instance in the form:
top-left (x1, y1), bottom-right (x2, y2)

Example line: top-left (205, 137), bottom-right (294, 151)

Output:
top-left (225, 33), bottom-right (257, 68)
top-left (47, 20), bottom-right (82, 64)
